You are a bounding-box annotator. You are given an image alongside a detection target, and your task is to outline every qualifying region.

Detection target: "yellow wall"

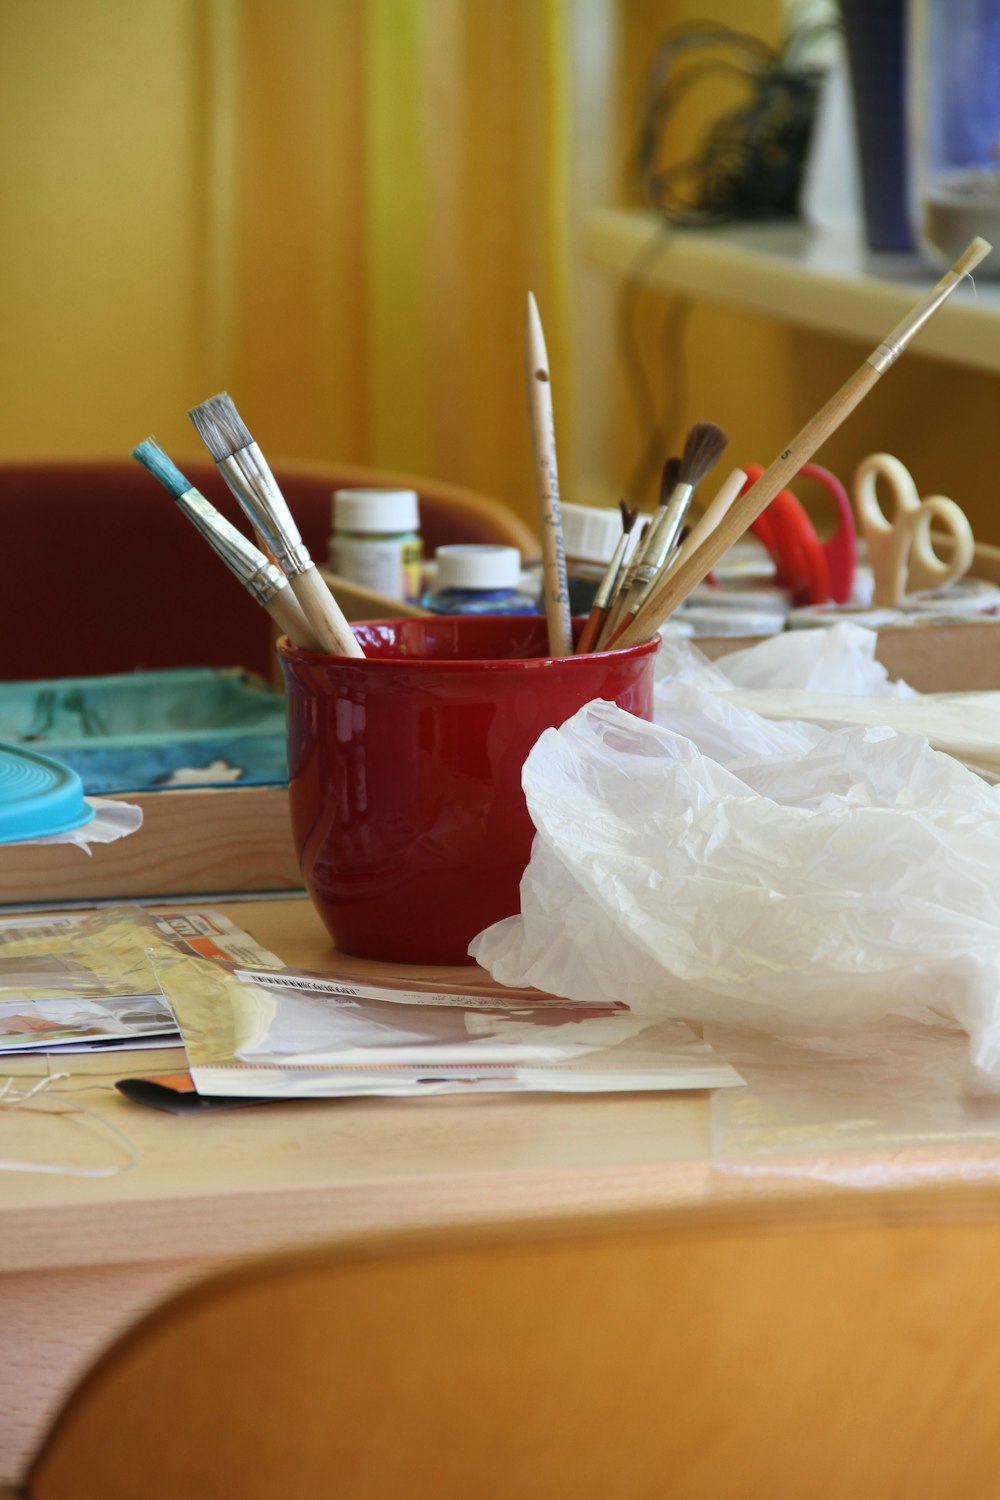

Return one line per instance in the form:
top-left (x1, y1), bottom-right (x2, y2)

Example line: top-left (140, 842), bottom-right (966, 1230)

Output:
top-left (0, 0), bottom-right (205, 460)
top-left (0, 0), bottom-right (571, 530)
top-left (4, 0), bottom-right (999, 541)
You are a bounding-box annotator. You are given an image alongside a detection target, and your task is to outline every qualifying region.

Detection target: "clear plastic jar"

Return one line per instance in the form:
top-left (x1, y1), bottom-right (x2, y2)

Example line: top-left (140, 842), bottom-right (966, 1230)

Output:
top-left (420, 545), bottom-right (537, 615)
top-left (910, 0), bottom-right (1000, 276)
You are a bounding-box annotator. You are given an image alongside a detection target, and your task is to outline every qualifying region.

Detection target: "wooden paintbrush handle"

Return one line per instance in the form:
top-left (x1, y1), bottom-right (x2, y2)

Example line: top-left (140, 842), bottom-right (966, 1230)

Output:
top-left (266, 587), bottom-right (322, 651)
top-left (290, 566), bottom-right (364, 657)
top-left (575, 607), bottom-right (606, 655)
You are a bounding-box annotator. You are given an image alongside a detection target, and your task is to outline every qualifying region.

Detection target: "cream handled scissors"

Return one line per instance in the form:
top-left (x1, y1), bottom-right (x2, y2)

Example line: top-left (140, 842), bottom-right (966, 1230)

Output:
top-left (853, 453), bottom-right (975, 607)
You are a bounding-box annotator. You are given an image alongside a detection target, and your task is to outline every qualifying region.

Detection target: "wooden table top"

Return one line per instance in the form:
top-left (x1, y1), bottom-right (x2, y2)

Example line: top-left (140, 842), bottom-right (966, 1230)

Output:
top-left (5, 894), bottom-right (999, 1279)
top-left (1, 896), bottom-right (730, 1277)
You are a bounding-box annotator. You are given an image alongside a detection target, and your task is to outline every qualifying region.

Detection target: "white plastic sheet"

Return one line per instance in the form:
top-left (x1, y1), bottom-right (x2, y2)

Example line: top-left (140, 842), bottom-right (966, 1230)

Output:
top-left (706, 1018), bottom-right (1000, 1183)
top-left (20, 797), bottom-right (142, 851)
top-left (470, 626), bottom-right (1000, 1088)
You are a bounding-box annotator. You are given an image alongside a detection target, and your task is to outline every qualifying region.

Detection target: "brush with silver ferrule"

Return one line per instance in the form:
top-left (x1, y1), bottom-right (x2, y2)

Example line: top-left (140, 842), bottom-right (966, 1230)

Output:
top-left (575, 500), bottom-right (639, 654)
top-left (188, 392), bottom-right (363, 658)
top-left (598, 477), bottom-right (670, 647)
top-left (131, 439), bottom-right (320, 649)
top-left (641, 427), bottom-right (726, 581)
top-left (596, 456), bottom-right (682, 647)
top-left (605, 422), bottom-right (727, 646)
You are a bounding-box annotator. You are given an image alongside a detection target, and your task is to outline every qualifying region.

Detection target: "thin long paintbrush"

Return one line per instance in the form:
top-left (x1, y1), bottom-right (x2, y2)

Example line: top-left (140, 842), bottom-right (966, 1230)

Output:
top-left (596, 460), bottom-right (678, 649)
top-left (525, 292), bottom-right (573, 656)
top-left (605, 422), bottom-right (727, 646)
top-left (616, 236), bottom-right (992, 648)
top-left (131, 439), bottom-right (321, 649)
top-left (599, 522), bottom-right (653, 645)
top-left (575, 501), bottom-right (639, 654)
top-left (188, 392), bottom-right (363, 658)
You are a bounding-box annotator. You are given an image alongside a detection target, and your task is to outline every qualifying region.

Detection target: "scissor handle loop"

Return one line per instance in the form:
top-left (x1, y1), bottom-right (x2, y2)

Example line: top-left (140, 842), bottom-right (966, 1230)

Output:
top-left (854, 452), bottom-right (973, 604)
top-left (904, 494), bottom-right (974, 593)
top-left (854, 452), bottom-right (919, 536)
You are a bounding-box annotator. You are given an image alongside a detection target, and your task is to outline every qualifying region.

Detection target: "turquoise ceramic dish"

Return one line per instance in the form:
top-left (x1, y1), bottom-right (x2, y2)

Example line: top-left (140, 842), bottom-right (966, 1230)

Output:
top-left (0, 742), bottom-right (96, 843)
top-left (0, 668), bottom-right (287, 795)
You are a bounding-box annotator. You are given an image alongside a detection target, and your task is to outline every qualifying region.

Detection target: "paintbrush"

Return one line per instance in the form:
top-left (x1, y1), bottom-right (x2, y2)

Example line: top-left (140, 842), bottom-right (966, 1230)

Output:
top-left (661, 467), bottom-right (748, 582)
top-left (615, 236), bottom-right (992, 648)
top-left (131, 439), bottom-right (321, 649)
top-left (525, 292), bottom-right (573, 656)
top-left (188, 392), bottom-right (363, 658)
top-left (631, 467), bottom-right (749, 629)
top-left (605, 423), bottom-right (727, 646)
top-left (636, 454), bottom-right (682, 576)
top-left (596, 461), bottom-right (679, 648)
top-left (575, 501), bottom-right (639, 654)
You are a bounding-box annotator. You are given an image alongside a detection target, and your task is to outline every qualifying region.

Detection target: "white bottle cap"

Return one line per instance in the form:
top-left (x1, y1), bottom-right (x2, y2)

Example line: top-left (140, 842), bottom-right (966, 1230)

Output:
top-left (434, 544), bottom-right (521, 591)
top-left (678, 606), bottom-right (788, 637)
top-left (332, 488), bottom-right (420, 533)
top-left (560, 503), bottom-right (623, 565)
top-left (786, 605), bottom-right (904, 631)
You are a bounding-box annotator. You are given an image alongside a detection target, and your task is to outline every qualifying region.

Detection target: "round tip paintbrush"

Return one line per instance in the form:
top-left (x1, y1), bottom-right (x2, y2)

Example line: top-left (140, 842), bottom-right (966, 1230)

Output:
top-left (605, 421), bottom-right (727, 646)
top-left (575, 501), bottom-right (639, 654)
top-left (595, 459), bottom-right (679, 649)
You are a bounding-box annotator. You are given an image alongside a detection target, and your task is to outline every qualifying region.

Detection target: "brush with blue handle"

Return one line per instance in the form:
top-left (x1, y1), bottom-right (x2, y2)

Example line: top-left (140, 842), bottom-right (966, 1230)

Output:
top-left (131, 438), bottom-right (321, 650)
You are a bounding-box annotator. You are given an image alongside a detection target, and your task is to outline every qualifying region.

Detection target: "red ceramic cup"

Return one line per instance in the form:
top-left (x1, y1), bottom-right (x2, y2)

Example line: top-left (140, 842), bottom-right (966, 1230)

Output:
top-left (279, 615), bottom-right (659, 964)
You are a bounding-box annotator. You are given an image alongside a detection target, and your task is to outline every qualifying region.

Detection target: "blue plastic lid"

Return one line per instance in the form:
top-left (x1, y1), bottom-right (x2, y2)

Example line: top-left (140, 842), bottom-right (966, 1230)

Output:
top-left (0, 742), bottom-right (96, 844)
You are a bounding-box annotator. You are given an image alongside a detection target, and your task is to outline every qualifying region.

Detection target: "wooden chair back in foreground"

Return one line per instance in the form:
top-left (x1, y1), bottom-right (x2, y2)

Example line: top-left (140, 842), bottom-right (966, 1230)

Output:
top-left (0, 456), bottom-right (539, 681)
top-left (22, 1191), bottom-right (1000, 1500)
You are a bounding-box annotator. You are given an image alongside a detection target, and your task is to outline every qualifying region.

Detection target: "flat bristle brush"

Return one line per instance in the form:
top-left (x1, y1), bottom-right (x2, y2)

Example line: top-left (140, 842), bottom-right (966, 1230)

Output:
top-left (132, 439), bottom-right (321, 650)
top-left (615, 236), bottom-right (992, 649)
top-left (575, 500), bottom-right (639, 654)
top-left (188, 392), bottom-right (363, 658)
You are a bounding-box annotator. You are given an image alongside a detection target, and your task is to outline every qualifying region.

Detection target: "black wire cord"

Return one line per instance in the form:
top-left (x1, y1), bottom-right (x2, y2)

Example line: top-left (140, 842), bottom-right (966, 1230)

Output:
top-left (619, 10), bottom-right (836, 500)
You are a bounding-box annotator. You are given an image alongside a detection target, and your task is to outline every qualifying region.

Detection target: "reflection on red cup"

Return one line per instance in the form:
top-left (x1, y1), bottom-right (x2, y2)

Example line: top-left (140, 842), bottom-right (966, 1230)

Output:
top-left (279, 615), bottom-right (659, 965)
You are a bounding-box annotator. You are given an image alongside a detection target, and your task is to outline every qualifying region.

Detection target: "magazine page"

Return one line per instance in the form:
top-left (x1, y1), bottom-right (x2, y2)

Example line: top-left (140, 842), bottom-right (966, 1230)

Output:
top-left (152, 950), bottom-right (744, 1098)
top-left (0, 907), bottom-right (283, 1053)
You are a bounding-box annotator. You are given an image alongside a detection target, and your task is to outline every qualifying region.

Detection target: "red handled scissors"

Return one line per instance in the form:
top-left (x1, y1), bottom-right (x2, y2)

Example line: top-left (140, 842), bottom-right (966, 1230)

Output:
top-left (741, 463), bottom-right (856, 606)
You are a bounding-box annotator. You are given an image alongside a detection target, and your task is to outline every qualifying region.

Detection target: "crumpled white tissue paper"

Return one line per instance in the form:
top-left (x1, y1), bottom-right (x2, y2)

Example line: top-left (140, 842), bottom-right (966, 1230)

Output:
top-left (469, 625), bottom-right (1000, 1087)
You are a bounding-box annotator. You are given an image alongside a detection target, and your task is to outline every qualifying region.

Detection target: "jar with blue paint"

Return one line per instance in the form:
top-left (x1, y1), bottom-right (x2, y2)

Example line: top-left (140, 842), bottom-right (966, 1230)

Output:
top-left (421, 545), bottom-right (537, 616)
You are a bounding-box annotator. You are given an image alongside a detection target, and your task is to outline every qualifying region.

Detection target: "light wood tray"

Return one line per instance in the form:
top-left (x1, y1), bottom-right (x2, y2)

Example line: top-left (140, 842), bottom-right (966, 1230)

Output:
top-left (0, 785), bottom-right (301, 906)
